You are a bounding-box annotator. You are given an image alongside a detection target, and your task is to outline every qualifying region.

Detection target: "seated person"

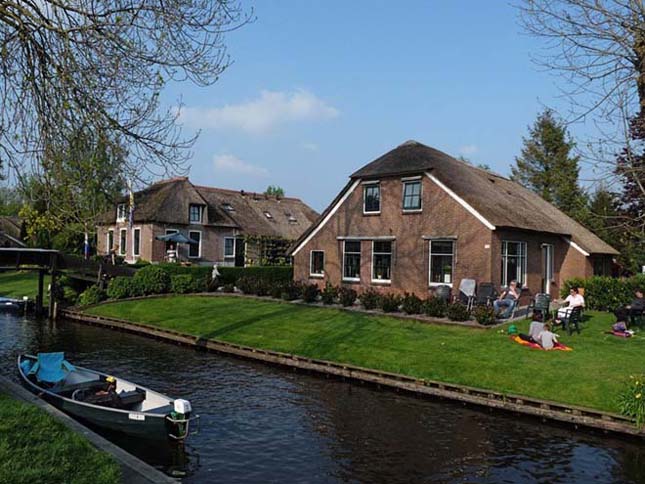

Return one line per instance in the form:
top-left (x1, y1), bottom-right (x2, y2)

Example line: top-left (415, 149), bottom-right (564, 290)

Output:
top-left (519, 312), bottom-right (545, 343)
top-left (556, 286), bottom-right (584, 321)
top-left (493, 280), bottom-right (519, 319)
top-left (614, 288), bottom-right (644, 325)
top-left (537, 322), bottom-right (559, 350)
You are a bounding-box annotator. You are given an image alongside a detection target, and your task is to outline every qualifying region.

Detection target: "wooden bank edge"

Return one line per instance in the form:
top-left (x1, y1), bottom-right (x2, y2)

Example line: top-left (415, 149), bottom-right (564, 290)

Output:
top-left (61, 308), bottom-right (645, 440)
top-left (0, 377), bottom-right (177, 484)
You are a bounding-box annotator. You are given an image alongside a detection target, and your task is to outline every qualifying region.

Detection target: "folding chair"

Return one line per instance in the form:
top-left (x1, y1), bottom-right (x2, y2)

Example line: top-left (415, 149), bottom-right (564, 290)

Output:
top-left (458, 279), bottom-right (477, 311)
top-left (475, 282), bottom-right (497, 307)
top-left (529, 293), bottom-right (551, 320)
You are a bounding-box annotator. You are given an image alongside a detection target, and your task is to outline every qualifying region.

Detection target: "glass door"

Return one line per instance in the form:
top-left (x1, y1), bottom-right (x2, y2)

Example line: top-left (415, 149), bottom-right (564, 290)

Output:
top-left (541, 244), bottom-right (554, 294)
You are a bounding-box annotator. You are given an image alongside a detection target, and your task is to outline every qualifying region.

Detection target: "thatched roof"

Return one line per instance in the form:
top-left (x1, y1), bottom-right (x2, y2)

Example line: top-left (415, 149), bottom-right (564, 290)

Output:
top-left (293, 140), bottom-right (617, 255)
top-left (98, 178), bottom-right (318, 241)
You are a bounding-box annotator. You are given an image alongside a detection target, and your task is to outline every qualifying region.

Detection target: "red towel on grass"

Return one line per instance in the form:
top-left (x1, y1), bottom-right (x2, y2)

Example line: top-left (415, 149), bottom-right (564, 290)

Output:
top-left (511, 335), bottom-right (572, 351)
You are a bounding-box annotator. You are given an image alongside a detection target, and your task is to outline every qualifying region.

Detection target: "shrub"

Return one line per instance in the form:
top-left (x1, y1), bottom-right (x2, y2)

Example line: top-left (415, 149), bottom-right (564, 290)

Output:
top-left (270, 283), bottom-right (285, 299)
top-left (218, 266), bottom-right (293, 286)
top-left (401, 293), bottom-right (423, 314)
top-left (472, 305), bottom-right (496, 325)
top-left (171, 275), bottom-right (195, 294)
top-left (221, 283), bottom-right (235, 293)
top-left (618, 375), bottom-right (645, 428)
top-left (380, 293), bottom-right (402, 313)
top-left (133, 265), bottom-right (170, 295)
top-left (446, 302), bottom-right (471, 321)
top-left (62, 286), bottom-right (79, 305)
top-left (77, 285), bottom-right (106, 306)
top-left (236, 275), bottom-right (255, 294)
top-left (321, 283), bottom-right (338, 305)
top-left (561, 274), bottom-right (645, 311)
top-left (360, 288), bottom-right (381, 310)
top-left (281, 281), bottom-right (303, 301)
top-left (107, 277), bottom-right (133, 299)
top-left (302, 284), bottom-right (320, 303)
top-left (338, 287), bottom-right (357, 307)
top-left (423, 296), bottom-right (447, 317)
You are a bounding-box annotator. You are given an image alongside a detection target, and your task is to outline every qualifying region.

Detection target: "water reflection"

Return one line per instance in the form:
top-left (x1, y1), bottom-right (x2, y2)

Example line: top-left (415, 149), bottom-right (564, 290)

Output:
top-left (1, 312), bottom-right (644, 483)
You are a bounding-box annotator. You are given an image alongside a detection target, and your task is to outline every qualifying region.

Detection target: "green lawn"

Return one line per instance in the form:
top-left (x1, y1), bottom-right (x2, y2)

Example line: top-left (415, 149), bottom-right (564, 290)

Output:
top-left (0, 271), bottom-right (49, 299)
top-left (0, 393), bottom-right (120, 483)
top-left (86, 295), bottom-right (645, 414)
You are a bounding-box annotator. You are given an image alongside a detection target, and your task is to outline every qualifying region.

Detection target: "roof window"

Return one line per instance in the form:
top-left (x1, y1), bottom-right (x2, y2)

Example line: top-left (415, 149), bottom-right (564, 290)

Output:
top-left (222, 203), bottom-right (234, 212)
top-left (264, 211), bottom-right (273, 219)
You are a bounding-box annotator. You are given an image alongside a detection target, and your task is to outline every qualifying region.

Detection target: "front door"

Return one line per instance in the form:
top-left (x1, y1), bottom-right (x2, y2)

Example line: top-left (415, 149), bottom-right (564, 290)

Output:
top-left (541, 244), bottom-right (554, 295)
top-left (234, 238), bottom-right (245, 267)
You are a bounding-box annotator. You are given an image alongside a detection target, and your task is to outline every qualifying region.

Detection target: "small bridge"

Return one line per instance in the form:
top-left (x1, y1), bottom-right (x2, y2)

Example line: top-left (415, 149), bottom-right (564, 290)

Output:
top-left (0, 248), bottom-right (136, 318)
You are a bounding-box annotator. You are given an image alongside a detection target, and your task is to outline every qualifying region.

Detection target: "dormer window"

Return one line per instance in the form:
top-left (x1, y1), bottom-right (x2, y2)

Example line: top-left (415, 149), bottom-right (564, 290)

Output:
top-left (189, 204), bottom-right (203, 224)
top-left (264, 211), bottom-right (273, 219)
top-left (222, 203), bottom-right (234, 212)
top-left (363, 182), bottom-right (380, 214)
top-left (116, 203), bottom-right (127, 222)
top-left (288, 215), bottom-right (298, 224)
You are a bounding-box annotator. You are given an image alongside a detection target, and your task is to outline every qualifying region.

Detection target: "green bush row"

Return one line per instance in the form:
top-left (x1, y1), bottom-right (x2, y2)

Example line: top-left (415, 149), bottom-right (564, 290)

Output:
top-left (217, 266), bottom-right (293, 286)
top-left (561, 274), bottom-right (645, 311)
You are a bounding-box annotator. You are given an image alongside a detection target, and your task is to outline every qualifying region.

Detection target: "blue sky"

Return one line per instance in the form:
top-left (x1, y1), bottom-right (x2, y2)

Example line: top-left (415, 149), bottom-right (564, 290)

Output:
top-left (164, 0), bottom-right (594, 212)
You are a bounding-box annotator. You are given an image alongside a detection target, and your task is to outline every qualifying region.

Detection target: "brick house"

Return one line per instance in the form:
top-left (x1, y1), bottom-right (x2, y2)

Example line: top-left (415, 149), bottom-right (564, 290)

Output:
top-left (290, 141), bottom-right (618, 298)
top-left (97, 177), bottom-right (318, 266)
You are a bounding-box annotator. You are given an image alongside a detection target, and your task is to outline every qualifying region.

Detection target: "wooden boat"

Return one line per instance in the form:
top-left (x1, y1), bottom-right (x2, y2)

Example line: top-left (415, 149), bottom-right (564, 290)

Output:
top-left (18, 353), bottom-right (199, 441)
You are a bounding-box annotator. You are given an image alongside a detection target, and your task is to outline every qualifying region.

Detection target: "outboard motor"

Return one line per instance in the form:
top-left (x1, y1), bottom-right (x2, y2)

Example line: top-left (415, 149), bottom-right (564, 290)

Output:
top-left (169, 399), bottom-right (193, 440)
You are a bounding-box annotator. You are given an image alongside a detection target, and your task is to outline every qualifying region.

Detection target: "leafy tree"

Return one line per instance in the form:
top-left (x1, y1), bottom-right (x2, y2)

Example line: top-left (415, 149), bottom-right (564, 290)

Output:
top-left (264, 185), bottom-right (285, 197)
top-left (0, 186), bottom-right (22, 216)
top-left (0, 1), bottom-right (251, 183)
top-left (511, 109), bottom-right (586, 220)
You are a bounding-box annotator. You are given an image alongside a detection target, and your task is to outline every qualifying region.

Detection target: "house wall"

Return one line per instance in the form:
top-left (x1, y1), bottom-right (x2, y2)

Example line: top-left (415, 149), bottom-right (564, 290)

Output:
top-left (292, 175), bottom-right (494, 297)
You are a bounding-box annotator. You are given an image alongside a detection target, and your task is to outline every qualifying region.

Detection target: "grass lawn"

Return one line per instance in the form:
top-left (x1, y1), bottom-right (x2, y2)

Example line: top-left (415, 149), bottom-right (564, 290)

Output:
top-left (86, 296), bottom-right (645, 414)
top-left (0, 393), bottom-right (120, 483)
top-left (0, 271), bottom-right (49, 299)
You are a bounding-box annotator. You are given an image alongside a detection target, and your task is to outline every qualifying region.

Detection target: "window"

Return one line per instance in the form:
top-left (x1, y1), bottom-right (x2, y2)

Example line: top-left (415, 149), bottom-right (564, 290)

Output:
top-left (222, 203), bottom-right (234, 212)
top-left (189, 231), bottom-right (201, 258)
top-left (133, 228), bottom-right (141, 257)
top-left (288, 215), bottom-right (298, 224)
top-left (593, 257), bottom-right (611, 276)
top-left (189, 204), bottom-right (203, 224)
top-left (107, 230), bottom-right (114, 253)
top-left (429, 240), bottom-right (455, 285)
top-left (119, 229), bottom-right (127, 256)
top-left (363, 183), bottom-right (380, 213)
top-left (402, 180), bottom-right (422, 211)
top-left (372, 241), bottom-right (392, 282)
top-left (116, 204), bottom-right (127, 222)
top-left (501, 241), bottom-right (527, 286)
top-left (343, 240), bottom-right (361, 280)
top-left (264, 211), bottom-right (273, 219)
top-left (224, 237), bottom-right (235, 258)
top-left (310, 251), bottom-right (325, 276)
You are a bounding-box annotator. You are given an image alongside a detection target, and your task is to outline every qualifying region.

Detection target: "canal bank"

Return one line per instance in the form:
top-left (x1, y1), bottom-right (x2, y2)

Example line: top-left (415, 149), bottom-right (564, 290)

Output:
top-left (65, 297), bottom-right (645, 440)
top-left (0, 377), bottom-right (176, 484)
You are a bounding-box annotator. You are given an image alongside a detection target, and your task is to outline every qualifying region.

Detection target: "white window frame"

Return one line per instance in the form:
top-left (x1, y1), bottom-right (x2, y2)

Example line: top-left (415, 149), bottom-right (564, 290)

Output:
top-left (342, 240), bottom-right (361, 282)
top-left (362, 181), bottom-right (381, 215)
top-left (371, 240), bottom-right (393, 284)
top-left (132, 227), bottom-right (141, 257)
top-left (189, 204), bottom-right (203, 224)
top-left (501, 240), bottom-right (527, 287)
top-left (402, 177), bottom-right (422, 212)
top-left (429, 239), bottom-right (455, 287)
top-left (542, 243), bottom-right (554, 293)
top-left (188, 230), bottom-right (202, 258)
top-left (224, 237), bottom-right (235, 259)
top-left (309, 250), bottom-right (325, 278)
top-left (116, 203), bottom-right (127, 222)
top-left (119, 228), bottom-right (127, 256)
top-left (107, 230), bottom-right (114, 254)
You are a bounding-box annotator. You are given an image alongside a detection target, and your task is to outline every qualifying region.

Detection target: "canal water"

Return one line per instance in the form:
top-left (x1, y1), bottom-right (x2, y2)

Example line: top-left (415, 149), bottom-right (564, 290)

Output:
top-left (1, 312), bottom-right (644, 483)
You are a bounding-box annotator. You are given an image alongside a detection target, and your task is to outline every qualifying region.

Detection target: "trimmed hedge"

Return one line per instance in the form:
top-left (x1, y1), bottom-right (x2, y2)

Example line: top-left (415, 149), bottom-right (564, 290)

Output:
top-left (133, 266), bottom-right (171, 295)
top-left (78, 285), bottom-right (106, 306)
top-left (107, 277), bottom-right (133, 299)
top-left (171, 275), bottom-right (195, 294)
top-left (218, 266), bottom-right (293, 286)
top-left (562, 274), bottom-right (645, 311)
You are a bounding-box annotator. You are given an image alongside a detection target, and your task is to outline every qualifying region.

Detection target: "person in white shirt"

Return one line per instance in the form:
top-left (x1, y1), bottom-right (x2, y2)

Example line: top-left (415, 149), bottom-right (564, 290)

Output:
top-left (557, 286), bottom-right (585, 320)
top-left (537, 322), bottom-right (559, 350)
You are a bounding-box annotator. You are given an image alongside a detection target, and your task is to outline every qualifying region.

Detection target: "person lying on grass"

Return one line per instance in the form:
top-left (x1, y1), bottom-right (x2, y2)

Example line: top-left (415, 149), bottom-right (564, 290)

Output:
top-left (537, 322), bottom-right (559, 350)
top-left (518, 312), bottom-right (545, 344)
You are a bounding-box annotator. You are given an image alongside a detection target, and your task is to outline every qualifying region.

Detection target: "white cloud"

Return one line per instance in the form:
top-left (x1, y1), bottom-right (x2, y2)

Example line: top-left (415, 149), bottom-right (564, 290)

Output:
top-left (180, 89), bottom-right (339, 134)
top-left (458, 144), bottom-right (478, 155)
top-left (301, 142), bottom-right (319, 152)
top-left (213, 153), bottom-right (268, 178)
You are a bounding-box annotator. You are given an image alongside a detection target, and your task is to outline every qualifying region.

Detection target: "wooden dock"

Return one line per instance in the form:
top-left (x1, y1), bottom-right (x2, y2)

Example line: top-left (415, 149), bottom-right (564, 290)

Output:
top-left (60, 308), bottom-right (645, 440)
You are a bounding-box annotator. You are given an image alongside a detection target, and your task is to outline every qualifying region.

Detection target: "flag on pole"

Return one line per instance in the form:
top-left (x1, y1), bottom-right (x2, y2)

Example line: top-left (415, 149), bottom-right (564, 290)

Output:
top-left (83, 232), bottom-right (90, 260)
top-left (128, 181), bottom-right (135, 229)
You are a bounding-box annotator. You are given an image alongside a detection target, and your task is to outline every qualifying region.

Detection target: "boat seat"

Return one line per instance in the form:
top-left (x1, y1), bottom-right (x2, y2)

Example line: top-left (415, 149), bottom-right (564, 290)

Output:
top-left (118, 389), bottom-right (146, 407)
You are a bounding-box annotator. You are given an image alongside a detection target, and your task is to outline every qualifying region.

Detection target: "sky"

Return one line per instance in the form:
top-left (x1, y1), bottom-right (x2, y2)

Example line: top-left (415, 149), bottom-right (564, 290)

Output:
top-left (162, 0), bottom-right (596, 212)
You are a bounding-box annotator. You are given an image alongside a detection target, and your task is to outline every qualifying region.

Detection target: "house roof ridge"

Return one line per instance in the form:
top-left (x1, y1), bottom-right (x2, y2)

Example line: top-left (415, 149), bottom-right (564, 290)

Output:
top-left (193, 184), bottom-right (304, 202)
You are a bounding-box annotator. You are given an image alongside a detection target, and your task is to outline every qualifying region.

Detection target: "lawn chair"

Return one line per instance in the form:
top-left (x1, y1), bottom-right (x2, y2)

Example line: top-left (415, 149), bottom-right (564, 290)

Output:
top-left (458, 279), bottom-right (476, 310)
top-left (558, 305), bottom-right (582, 335)
top-left (475, 282), bottom-right (497, 306)
top-left (629, 307), bottom-right (644, 328)
top-left (529, 293), bottom-right (551, 320)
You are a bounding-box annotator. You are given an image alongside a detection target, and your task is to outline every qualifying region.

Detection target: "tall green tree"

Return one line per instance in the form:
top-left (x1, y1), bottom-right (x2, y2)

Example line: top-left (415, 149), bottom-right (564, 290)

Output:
top-left (0, 186), bottom-right (21, 216)
top-left (264, 185), bottom-right (285, 197)
top-left (511, 109), bottom-right (586, 219)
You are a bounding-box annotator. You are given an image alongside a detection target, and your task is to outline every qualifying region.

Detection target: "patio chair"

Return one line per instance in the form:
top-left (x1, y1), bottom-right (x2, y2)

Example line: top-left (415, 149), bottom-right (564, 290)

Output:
top-left (458, 279), bottom-right (477, 310)
top-left (529, 293), bottom-right (551, 320)
top-left (558, 305), bottom-right (582, 335)
top-left (475, 282), bottom-right (497, 306)
top-left (629, 308), bottom-right (644, 328)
